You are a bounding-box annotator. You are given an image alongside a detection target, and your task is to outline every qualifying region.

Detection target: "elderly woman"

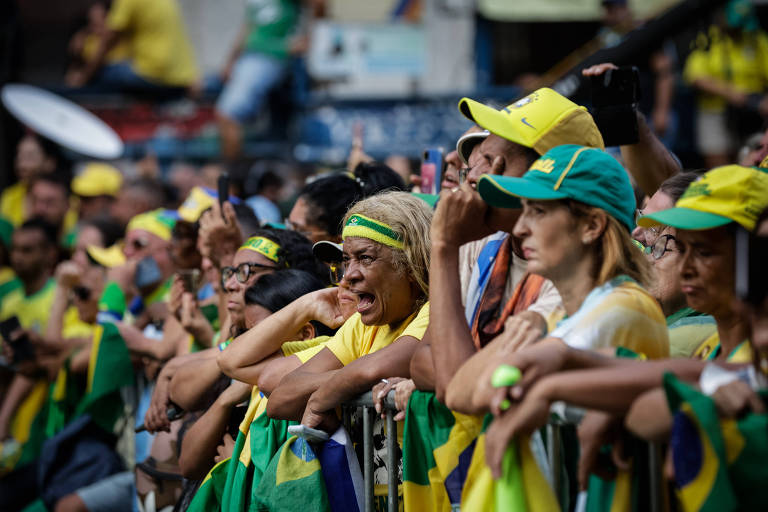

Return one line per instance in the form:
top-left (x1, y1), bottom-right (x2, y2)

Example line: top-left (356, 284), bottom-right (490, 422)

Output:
top-left (265, 191), bottom-right (432, 429)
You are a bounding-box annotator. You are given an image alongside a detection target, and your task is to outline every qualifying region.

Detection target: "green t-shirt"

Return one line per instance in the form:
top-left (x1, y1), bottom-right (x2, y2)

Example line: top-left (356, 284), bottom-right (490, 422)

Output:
top-left (244, 0), bottom-right (299, 59)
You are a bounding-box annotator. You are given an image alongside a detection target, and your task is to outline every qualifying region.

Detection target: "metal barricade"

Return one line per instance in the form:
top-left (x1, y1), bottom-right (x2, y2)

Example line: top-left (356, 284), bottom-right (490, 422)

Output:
top-left (342, 395), bottom-right (665, 512)
top-left (343, 390), bottom-right (399, 512)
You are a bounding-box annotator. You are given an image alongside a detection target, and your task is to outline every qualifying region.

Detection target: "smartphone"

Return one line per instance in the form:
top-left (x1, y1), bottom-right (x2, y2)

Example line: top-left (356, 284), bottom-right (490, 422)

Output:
top-left (178, 269), bottom-right (201, 294)
top-left (218, 172), bottom-right (230, 222)
top-left (0, 316), bottom-right (34, 362)
top-left (135, 256), bottom-right (163, 290)
top-left (735, 227), bottom-right (768, 306)
top-left (590, 66), bottom-right (640, 146)
top-left (420, 148), bottom-right (444, 195)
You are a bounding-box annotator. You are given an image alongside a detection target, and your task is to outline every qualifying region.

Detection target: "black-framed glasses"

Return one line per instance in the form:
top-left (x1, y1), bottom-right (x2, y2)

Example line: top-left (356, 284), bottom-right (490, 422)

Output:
top-left (220, 262), bottom-right (279, 287)
top-left (644, 234), bottom-right (678, 260)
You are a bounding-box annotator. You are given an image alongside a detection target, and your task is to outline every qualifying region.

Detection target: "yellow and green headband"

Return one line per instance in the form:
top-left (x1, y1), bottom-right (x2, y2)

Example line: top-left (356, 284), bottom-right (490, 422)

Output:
top-left (238, 236), bottom-right (281, 263)
top-left (342, 214), bottom-right (404, 249)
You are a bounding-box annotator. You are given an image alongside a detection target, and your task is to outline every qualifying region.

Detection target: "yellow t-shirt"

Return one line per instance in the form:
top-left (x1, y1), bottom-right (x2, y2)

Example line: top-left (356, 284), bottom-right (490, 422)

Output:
top-left (325, 302), bottom-right (430, 366)
top-left (548, 278), bottom-right (669, 359)
top-left (692, 333), bottom-right (753, 363)
top-left (282, 335), bottom-right (331, 363)
top-left (0, 182), bottom-right (26, 227)
top-left (0, 278), bottom-right (56, 334)
top-left (62, 305), bottom-right (95, 340)
top-left (0, 182), bottom-right (79, 238)
top-left (684, 27), bottom-right (768, 111)
top-left (107, 0), bottom-right (198, 86)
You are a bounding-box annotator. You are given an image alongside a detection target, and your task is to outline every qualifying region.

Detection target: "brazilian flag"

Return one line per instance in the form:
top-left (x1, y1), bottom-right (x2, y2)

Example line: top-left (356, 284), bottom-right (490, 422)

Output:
top-left (252, 435), bottom-right (331, 511)
top-left (187, 388), bottom-right (296, 511)
top-left (664, 373), bottom-right (768, 512)
top-left (460, 423), bottom-right (560, 511)
top-left (401, 390), bottom-right (484, 510)
top-left (187, 458), bottom-right (230, 512)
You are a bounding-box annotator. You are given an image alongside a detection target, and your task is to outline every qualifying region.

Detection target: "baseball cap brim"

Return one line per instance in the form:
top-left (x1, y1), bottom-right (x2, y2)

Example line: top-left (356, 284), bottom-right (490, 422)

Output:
top-left (637, 207), bottom-right (733, 230)
top-left (459, 99), bottom-right (531, 150)
top-left (456, 130), bottom-right (489, 166)
top-left (312, 241), bottom-right (343, 263)
top-left (87, 244), bottom-right (126, 268)
top-left (478, 174), bottom-right (568, 209)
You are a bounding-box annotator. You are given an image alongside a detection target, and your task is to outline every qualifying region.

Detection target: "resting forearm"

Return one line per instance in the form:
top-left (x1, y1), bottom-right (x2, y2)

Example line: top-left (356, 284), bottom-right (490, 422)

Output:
top-left (178, 401), bottom-right (231, 479)
top-left (543, 359), bottom-right (705, 414)
top-left (430, 243), bottom-right (476, 399)
top-left (266, 370), bottom-right (339, 421)
top-left (218, 299), bottom-right (310, 377)
top-left (169, 350), bottom-right (221, 411)
top-left (45, 286), bottom-right (69, 342)
top-left (410, 340), bottom-right (435, 391)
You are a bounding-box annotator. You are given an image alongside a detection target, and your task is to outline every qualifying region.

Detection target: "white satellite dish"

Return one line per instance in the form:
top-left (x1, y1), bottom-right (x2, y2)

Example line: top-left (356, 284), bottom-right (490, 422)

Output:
top-left (1, 84), bottom-right (124, 159)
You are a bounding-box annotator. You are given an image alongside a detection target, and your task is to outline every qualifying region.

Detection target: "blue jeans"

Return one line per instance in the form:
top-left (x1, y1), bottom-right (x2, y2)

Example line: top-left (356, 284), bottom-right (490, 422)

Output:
top-left (216, 53), bottom-right (288, 122)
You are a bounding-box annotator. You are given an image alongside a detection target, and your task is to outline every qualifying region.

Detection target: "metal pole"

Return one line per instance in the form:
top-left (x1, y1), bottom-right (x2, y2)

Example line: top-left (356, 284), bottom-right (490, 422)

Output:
top-left (546, 423), bottom-right (563, 508)
top-left (648, 442), bottom-right (663, 512)
top-left (363, 406), bottom-right (374, 512)
top-left (386, 408), bottom-right (398, 512)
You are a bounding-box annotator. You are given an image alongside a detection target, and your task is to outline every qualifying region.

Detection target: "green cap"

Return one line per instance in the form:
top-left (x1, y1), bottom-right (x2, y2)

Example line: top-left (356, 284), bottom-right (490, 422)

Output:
top-left (477, 144), bottom-right (636, 231)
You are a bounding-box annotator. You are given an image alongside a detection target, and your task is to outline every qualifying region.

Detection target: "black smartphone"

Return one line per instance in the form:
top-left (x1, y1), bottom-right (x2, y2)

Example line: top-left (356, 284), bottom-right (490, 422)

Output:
top-left (590, 66), bottom-right (640, 146)
top-left (135, 256), bottom-right (163, 290)
top-left (735, 227), bottom-right (768, 306)
top-left (218, 172), bottom-right (230, 222)
top-left (178, 269), bottom-right (201, 294)
top-left (0, 316), bottom-right (34, 362)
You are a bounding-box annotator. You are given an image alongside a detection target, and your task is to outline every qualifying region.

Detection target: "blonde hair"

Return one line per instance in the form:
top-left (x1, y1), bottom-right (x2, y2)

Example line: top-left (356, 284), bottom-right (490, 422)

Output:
top-left (566, 200), bottom-right (653, 288)
top-left (343, 191), bottom-right (432, 300)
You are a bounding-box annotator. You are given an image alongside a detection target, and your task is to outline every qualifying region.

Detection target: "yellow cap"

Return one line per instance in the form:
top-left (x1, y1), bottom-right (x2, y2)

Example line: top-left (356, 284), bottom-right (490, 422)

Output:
top-left (126, 209), bottom-right (176, 241)
top-left (177, 186), bottom-right (216, 223)
top-left (87, 244), bottom-right (126, 268)
top-left (458, 88), bottom-right (604, 156)
top-left (638, 165), bottom-right (768, 232)
top-left (71, 162), bottom-right (123, 197)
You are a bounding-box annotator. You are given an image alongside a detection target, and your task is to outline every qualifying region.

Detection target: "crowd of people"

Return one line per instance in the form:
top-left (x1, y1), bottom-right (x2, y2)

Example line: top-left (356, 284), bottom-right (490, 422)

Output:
top-left (1, 1), bottom-right (768, 511)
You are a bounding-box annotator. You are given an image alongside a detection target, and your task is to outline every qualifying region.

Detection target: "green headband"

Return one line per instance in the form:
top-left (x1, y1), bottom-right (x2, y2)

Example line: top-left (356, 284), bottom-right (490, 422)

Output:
top-left (342, 214), bottom-right (404, 249)
top-left (238, 236), bottom-right (281, 263)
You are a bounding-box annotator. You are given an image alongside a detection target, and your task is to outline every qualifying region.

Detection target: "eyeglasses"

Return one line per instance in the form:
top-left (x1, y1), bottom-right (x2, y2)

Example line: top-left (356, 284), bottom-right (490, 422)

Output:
top-left (220, 262), bottom-right (279, 287)
top-left (644, 234), bottom-right (678, 260)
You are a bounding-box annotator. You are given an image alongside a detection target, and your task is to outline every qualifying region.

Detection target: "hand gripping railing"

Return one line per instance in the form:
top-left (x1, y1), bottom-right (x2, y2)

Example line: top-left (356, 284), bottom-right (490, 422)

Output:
top-left (343, 390), bottom-right (399, 512)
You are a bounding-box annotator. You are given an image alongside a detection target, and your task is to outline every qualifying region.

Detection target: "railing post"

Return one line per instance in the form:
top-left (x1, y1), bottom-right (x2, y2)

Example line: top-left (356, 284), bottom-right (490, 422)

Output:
top-left (546, 423), bottom-right (563, 508)
top-left (648, 441), bottom-right (664, 512)
top-left (362, 405), bottom-right (374, 512)
top-left (386, 407), bottom-right (398, 512)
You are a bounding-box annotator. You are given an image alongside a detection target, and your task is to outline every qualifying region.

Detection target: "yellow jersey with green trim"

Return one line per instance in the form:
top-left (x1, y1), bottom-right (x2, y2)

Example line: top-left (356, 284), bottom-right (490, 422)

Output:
top-left (0, 278), bottom-right (56, 333)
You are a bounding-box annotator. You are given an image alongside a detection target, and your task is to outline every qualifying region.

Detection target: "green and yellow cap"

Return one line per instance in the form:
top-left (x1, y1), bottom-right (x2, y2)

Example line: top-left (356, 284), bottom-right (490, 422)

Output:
top-left (342, 214), bottom-right (404, 249)
top-left (638, 165), bottom-right (768, 232)
top-left (126, 209), bottom-right (176, 241)
top-left (478, 144), bottom-right (636, 231)
top-left (239, 236), bottom-right (281, 263)
top-left (458, 88), bottom-right (604, 156)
